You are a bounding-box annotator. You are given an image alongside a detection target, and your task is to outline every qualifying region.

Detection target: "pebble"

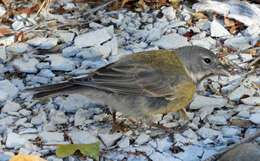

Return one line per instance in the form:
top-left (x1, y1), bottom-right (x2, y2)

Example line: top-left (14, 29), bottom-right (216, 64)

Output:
top-left (224, 36), bottom-right (252, 50)
top-left (62, 46), bottom-right (80, 57)
top-left (52, 111), bottom-right (68, 125)
top-left (12, 21), bottom-right (24, 31)
top-left (210, 19), bottom-right (230, 37)
top-left (0, 36), bottom-right (15, 46)
top-left (197, 127), bottom-right (221, 139)
top-left (0, 153), bottom-right (11, 161)
top-left (5, 132), bottom-right (28, 148)
top-left (151, 33), bottom-right (190, 49)
top-left (228, 85), bottom-right (255, 102)
top-left (2, 100), bottom-right (20, 113)
top-left (162, 7), bottom-right (176, 20)
top-left (31, 110), bottom-right (47, 125)
top-left (57, 31), bottom-right (75, 43)
top-left (135, 133), bottom-right (150, 145)
top-left (69, 130), bottom-right (99, 144)
top-left (98, 133), bottom-right (122, 147)
top-left (241, 97), bottom-right (260, 105)
top-left (190, 95), bottom-right (227, 110)
top-left (74, 26), bottom-right (113, 48)
top-left (27, 37), bottom-right (58, 49)
top-left (12, 58), bottom-right (39, 73)
top-left (0, 46), bottom-right (6, 62)
top-left (207, 115), bottom-right (227, 125)
top-left (6, 43), bottom-right (32, 53)
top-left (117, 137), bottom-right (130, 148)
top-left (74, 109), bottom-right (87, 126)
top-left (0, 80), bottom-right (19, 100)
top-left (0, 5), bottom-right (6, 17)
top-left (249, 113), bottom-right (260, 124)
top-left (221, 127), bottom-right (240, 137)
top-left (47, 54), bottom-right (75, 71)
top-left (38, 69), bottom-right (55, 78)
top-left (39, 132), bottom-right (65, 144)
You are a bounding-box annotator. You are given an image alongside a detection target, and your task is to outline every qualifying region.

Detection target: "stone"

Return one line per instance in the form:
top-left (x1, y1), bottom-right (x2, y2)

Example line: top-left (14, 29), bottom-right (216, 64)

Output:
top-left (249, 113), bottom-right (260, 124)
top-left (38, 69), bottom-right (55, 78)
top-left (190, 95), bottom-right (227, 109)
top-left (74, 109), bottom-right (87, 126)
top-left (0, 46), bottom-right (6, 62)
top-left (98, 133), bottom-right (122, 147)
top-left (135, 133), bottom-right (150, 145)
top-left (151, 33), bottom-right (190, 49)
top-left (0, 5), bottom-right (6, 17)
top-left (12, 58), bottom-right (39, 73)
top-left (0, 80), bottom-right (19, 100)
top-left (162, 7), bottom-right (176, 20)
top-left (31, 110), bottom-right (47, 125)
top-left (241, 97), bottom-right (260, 105)
top-left (218, 143), bottom-right (260, 161)
top-left (207, 115), bottom-right (227, 125)
top-left (12, 20), bottom-right (24, 31)
top-left (210, 19), bottom-right (230, 37)
top-left (52, 111), bottom-right (68, 125)
top-left (117, 137), bottom-right (130, 148)
top-left (222, 127), bottom-right (240, 137)
top-left (2, 100), bottom-right (20, 113)
top-left (40, 132), bottom-right (65, 144)
top-left (74, 26), bottom-right (113, 48)
top-left (57, 31), bottom-right (75, 43)
top-left (27, 37), bottom-right (58, 49)
top-left (228, 85), bottom-right (255, 102)
top-left (6, 132), bottom-right (28, 148)
top-left (0, 36), bottom-right (15, 46)
top-left (6, 43), bottom-right (32, 53)
top-left (62, 46), bottom-right (80, 57)
top-left (197, 127), bottom-right (222, 139)
top-left (224, 36), bottom-right (252, 50)
top-left (69, 130), bottom-right (99, 144)
top-left (47, 54), bottom-right (75, 71)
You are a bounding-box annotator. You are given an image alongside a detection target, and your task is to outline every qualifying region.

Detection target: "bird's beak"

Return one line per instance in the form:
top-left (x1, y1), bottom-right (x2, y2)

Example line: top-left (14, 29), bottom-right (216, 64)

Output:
top-left (212, 64), bottom-right (230, 77)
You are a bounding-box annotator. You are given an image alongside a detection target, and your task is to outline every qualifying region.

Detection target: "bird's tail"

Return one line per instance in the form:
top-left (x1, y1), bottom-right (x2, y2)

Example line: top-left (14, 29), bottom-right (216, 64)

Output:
top-left (25, 82), bottom-right (78, 98)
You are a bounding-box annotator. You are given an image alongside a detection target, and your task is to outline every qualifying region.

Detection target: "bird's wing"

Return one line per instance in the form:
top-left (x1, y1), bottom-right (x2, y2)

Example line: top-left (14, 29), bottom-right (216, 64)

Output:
top-left (71, 51), bottom-right (190, 98)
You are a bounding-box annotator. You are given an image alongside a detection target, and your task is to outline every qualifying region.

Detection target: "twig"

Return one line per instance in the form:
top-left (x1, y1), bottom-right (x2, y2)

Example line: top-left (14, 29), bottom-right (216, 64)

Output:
top-left (204, 130), bottom-right (260, 161)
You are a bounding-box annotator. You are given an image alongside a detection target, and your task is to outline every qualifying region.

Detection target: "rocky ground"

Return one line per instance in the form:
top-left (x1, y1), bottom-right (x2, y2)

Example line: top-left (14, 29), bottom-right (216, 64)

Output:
top-left (0, 0), bottom-right (260, 161)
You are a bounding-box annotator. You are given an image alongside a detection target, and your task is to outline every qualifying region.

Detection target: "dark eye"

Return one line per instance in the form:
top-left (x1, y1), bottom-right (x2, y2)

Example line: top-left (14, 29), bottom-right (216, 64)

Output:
top-left (203, 58), bottom-right (211, 64)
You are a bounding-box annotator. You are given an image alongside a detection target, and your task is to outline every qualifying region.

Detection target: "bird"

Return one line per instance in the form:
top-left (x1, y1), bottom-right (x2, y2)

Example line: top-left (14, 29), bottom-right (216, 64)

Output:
top-left (26, 46), bottom-right (229, 126)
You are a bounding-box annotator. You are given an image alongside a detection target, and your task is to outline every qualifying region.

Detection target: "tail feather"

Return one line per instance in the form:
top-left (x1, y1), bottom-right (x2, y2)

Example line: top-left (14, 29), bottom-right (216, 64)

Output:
top-left (25, 82), bottom-right (77, 98)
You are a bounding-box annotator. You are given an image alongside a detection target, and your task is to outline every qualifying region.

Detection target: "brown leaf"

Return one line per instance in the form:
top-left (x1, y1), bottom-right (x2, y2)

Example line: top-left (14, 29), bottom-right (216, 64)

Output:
top-left (192, 12), bottom-right (208, 20)
top-left (12, 2), bottom-right (41, 16)
top-left (0, 27), bottom-right (11, 36)
top-left (15, 32), bottom-right (26, 42)
top-left (1, 0), bottom-right (10, 22)
top-left (255, 40), bottom-right (260, 47)
top-left (224, 17), bottom-right (235, 27)
top-left (9, 154), bottom-right (47, 161)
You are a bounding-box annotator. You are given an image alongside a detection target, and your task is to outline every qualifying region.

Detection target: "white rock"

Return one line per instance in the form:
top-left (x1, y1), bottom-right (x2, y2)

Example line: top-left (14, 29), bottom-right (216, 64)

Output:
top-left (31, 110), bottom-right (47, 125)
top-left (197, 127), bottom-right (221, 139)
top-left (174, 145), bottom-right (204, 161)
top-left (250, 113), bottom-right (260, 124)
top-left (210, 20), bottom-right (230, 37)
top-left (27, 37), bottom-right (58, 49)
top-left (74, 26), bottom-right (113, 48)
top-left (0, 46), bottom-right (6, 62)
top-left (150, 152), bottom-right (180, 161)
top-left (6, 132), bottom-right (28, 148)
top-left (57, 31), bottom-right (75, 43)
top-left (40, 132), bottom-right (65, 144)
top-left (12, 58), bottom-right (39, 73)
top-left (224, 36), bottom-right (252, 50)
top-left (0, 36), bottom-right (15, 46)
top-left (0, 6), bottom-right (6, 17)
top-left (69, 130), bottom-right (99, 144)
top-left (2, 100), bottom-right (20, 113)
top-left (62, 46), bottom-right (80, 57)
top-left (135, 133), bottom-right (150, 145)
top-left (162, 7), bottom-right (176, 20)
top-left (152, 33), bottom-right (190, 49)
top-left (241, 97), bottom-right (260, 105)
top-left (47, 54), bottom-right (75, 71)
top-left (102, 37), bottom-right (118, 56)
top-left (228, 85), bottom-right (255, 101)
top-left (74, 109), bottom-right (87, 126)
top-left (240, 53), bottom-right (253, 63)
top-left (207, 115), bottom-right (227, 125)
top-left (117, 137), bottom-right (130, 148)
top-left (190, 95), bottom-right (227, 109)
top-left (222, 127), bottom-right (240, 137)
top-left (38, 69), bottom-right (55, 78)
top-left (98, 133), bottom-right (122, 147)
top-left (52, 111), bottom-right (67, 125)
top-left (190, 38), bottom-right (215, 49)
top-left (12, 21), bottom-right (24, 31)
top-left (6, 43), bottom-right (32, 53)
top-left (0, 80), bottom-right (19, 100)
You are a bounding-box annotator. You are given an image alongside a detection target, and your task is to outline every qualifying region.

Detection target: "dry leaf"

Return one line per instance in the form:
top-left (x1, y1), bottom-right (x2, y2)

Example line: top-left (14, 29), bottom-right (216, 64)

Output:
top-left (1, 0), bottom-right (10, 22)
top-left (12, 2), bottom-right (41, 16)
top-left (15, 32), bottom-right (26, 42)
top-left (224, 17), bottom-right (235, 27)
top-left (255, 40), bottom-right (260, 47)
top-left (192, 12), bottom-right (208, 20)
top-left (9, 154), bottom-right (47, 161)
top-left (0, 27), bottom-right (12, 36)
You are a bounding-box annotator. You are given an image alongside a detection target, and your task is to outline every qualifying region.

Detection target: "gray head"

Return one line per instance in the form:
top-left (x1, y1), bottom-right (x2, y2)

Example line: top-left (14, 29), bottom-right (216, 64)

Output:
top-left (174, 46), bottom-right (229, 83)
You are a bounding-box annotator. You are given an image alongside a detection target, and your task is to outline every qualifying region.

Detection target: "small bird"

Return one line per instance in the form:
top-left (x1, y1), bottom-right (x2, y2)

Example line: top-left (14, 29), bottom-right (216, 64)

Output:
top-left (27, 46), bottom-right (229, 124)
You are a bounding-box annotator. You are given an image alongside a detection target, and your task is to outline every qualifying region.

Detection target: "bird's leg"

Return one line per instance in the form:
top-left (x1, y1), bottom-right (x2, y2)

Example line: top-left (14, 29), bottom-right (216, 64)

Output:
top-left (179, 108), bottom-right (189, 122)
top-left (110, 110), bottom-right (130, 133)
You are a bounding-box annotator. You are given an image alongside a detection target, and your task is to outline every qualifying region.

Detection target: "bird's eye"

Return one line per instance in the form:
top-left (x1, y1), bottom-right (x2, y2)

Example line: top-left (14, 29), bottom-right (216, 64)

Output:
top-left (203, 58), bottom-right (211, 64)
